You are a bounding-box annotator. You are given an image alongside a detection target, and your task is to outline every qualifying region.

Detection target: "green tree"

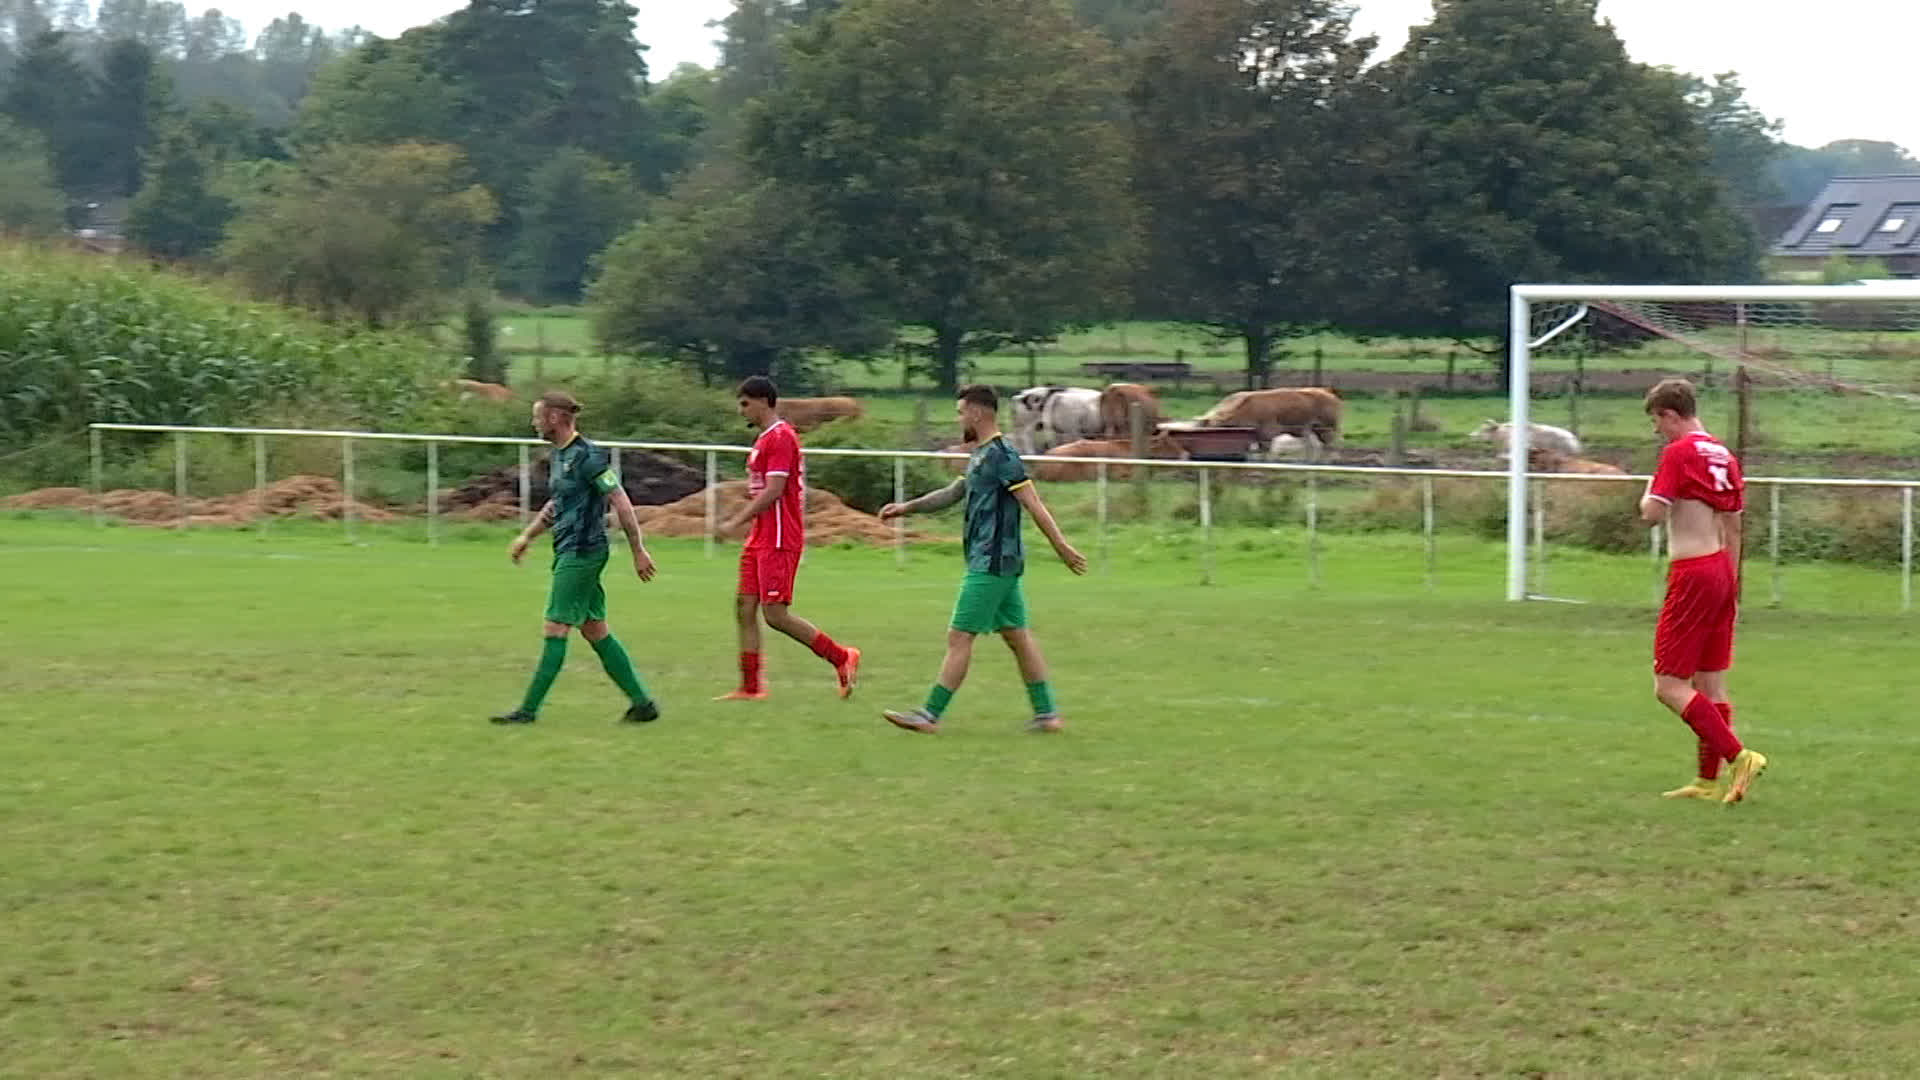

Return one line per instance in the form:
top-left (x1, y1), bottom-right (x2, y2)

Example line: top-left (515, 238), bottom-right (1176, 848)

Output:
top-left (423, 0), bottom-right (657, 196)
top-left (220, 141), bottom-right (497, 326)
top-left (1773, 139), bottom-right (1920, 207)
top-left (504, 148), bottom-right (644, 302)
top-left (747, 0), bottom-right (1137, 392)
top-left (125, 120), bottom-right (234, 258)
top-left (292, 35), bottom-right (458, 148)
top-left (1379, 0), bottom-right (1755, 355)
top-left (1131, 0), bottom-right (1428, 386)
top-left (1677, 72), bottom-right (1784, 212)
top-left (590, 165), bottom-right (890, 385)
top-left (95, 37), bottom-right (171, 196)
top-left (0, 114), bottom-right (63, 233)
top-left (1, 30), bottom-right (97, 192)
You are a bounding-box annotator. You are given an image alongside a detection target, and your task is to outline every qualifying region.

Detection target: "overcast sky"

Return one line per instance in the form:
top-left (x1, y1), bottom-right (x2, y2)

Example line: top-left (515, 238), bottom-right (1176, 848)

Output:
top-left (217, 0), bottom-right (1917, 153)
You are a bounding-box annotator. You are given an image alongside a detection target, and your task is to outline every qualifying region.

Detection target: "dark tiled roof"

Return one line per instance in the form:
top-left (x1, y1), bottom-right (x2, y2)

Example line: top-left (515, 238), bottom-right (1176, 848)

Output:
top-left (1775, 175), bottom-right (1920, 257)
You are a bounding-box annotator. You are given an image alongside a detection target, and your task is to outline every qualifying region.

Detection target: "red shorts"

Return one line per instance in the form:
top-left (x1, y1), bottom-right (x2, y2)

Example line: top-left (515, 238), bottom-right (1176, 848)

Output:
top-left (1654, 551), bottom-right (1737, 678)
top-left (738, 546), bottom-right (801, 605)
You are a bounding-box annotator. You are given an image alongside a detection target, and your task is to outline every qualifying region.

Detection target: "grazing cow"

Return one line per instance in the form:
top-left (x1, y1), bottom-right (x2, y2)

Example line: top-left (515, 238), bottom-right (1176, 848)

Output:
top-left (1011, 386), bottom-right (1103, 453)
top-left (1028, 435), bottom-right (1186, 482)
top-left (777, 396), bottom-right (864, 433)
top-left (453, 379), bottom-right (514, 402)
top-left (1098, 383), bottom-right (1163, 437)
top-left (1529, 449), bottom-right (1624, 475)
top-left (1471, 419), bottom-right (1582, 458)
top-left (1198, 387), bottom-right (1342, 444)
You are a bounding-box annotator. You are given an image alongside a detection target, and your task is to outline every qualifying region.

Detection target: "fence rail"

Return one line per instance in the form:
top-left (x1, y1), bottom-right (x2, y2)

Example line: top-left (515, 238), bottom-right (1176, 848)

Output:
top-left (85, 422), bottom-right (1920, 610)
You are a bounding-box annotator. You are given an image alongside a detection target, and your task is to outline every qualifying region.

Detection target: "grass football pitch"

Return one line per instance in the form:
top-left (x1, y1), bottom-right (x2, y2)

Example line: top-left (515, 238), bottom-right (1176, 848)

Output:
top-left (5, 518), bottom-right (1920, 1077)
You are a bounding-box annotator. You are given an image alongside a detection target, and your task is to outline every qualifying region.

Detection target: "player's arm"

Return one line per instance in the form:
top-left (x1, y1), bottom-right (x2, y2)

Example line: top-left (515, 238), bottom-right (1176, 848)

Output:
top-left (1718, 510), bottom-right (1743, 571)
top-left (880, 477), bottom-right (966, 519)
top-left (723, 473), bottom-right (787, 533)
top-left (509, 500), bottom-right (556, 562)
top-left (608, 485), bottom-right (656, 582)
top-left (1640, 446), bottom-right (1682, 526)
top-left (1012, 481), bottom-right (1088, 576)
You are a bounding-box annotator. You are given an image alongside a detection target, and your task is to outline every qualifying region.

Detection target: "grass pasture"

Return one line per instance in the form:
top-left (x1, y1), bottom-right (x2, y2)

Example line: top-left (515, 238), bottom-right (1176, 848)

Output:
top-left (6, 517), bottom-right (1920, 1077)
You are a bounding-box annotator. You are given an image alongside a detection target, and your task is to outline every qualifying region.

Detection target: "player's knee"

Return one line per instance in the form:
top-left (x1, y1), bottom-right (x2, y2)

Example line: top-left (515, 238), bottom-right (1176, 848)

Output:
top-left (543, 621), bottom-right (572, 638)
top-left (579, 619), bottom-right (609, 642)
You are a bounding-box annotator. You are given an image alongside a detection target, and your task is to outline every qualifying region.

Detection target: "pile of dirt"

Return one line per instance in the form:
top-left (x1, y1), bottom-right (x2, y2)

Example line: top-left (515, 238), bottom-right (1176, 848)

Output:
top-left (633, 481), bottom-right (941, 547)
top-left (445, 450), bottom-right (705, 512)
top-left (1, 475), bottom-right (398, 526)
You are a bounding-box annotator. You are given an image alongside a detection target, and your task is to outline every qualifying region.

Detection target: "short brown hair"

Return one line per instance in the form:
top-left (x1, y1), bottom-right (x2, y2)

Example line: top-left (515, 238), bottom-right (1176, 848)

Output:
top-left (737, 376), bottom-right (778, 405)
top-left (536, 390), bottom-right (581, 416)
top-left (956, 383), bottom-right (998, 411)
top-left (1644, 378), bottom-right (1697, 418)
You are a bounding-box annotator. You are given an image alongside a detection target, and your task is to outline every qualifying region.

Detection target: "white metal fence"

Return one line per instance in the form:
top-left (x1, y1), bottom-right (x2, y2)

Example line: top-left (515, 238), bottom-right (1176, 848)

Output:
top-left (83, 422), bottom-right (1919, 611)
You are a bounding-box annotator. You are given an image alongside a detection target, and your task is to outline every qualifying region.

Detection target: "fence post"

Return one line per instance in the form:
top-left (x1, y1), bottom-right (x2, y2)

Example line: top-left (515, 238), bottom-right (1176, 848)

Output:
top-left (517, 443), bottom-right (530, 527)
top-left (894, 455), bottom-right (907, 569)
top-left (174, 430), bottom-right (187, 529)
top-left (1422, 476), bottom-right (1436, 590)
top-left (1199, 466), bottom-right (1213, 586)
top-left (704, 451), bottom-right (718, 561)
top-left (1769, 482), bottom-right (1782, 608)
top-left (1904, 486), bottom-right (1913, 613)
top-left (1096, 461), bottom-right (1109, 575)
top-left (343, 437), bottom-right (356, 544)
top-left (1129, 401), bottom-right (1149, 512)
top-left (1306, 472), bottom-right (1320, 587)
top-left (254, 434), bottom-right (267, 534)
top-left (427, 441), bottom-right (439, 547)
top-left (89, 427), bottom-right (103, 528)
top-left (611, 445), bottom-right (621, 481)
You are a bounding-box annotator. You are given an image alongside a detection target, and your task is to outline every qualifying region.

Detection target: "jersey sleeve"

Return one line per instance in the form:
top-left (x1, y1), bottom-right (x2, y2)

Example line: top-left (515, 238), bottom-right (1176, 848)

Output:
top-left (762, 429), bottom-right (800, 477)
top-left (588, 448), bottom-right (620, 495)
top-left (1646, 442), bottom-right (1689, 504)
top-left (998, 446), bottom-right (1031, 492)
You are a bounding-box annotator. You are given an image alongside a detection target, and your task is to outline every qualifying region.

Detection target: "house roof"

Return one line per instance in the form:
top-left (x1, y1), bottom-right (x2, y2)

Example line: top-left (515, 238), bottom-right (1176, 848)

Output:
top-left (1773, 175), bottom-right (1920, 258)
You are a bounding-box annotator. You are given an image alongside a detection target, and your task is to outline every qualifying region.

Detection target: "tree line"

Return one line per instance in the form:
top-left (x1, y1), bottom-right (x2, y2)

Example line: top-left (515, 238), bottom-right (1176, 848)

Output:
top-left (4, 0), bottom-right (1917, 391)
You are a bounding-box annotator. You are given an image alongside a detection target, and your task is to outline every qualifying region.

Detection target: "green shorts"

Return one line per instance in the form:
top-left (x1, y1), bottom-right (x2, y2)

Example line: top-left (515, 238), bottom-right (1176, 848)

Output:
top-left (950, 570), bottom-right (1028, 634)
top-left (546, 549), bottom-right (609, 626)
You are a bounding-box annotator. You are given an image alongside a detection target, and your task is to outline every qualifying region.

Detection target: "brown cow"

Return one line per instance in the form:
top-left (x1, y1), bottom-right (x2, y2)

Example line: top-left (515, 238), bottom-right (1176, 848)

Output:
top-left (1028, 435), bottom-right (1185, 482)
top-left (452, 379), bottom-right (514, 402)
top-left (1098, 383), bottom-right (1163, 437)
top-left (1530, 449), bottom-right (1626, 475)
top-left (777, 396), bottom-right (864, 433)
top-left (1198, 387), bottom-right (1341, 444)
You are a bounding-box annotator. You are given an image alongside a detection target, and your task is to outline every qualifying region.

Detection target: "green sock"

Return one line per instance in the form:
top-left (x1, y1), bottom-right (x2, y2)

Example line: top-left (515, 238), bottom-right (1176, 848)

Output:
top-left (1026, 680), bottom-right (1056, 717)
top-left (925, 684), bottom-right (955, 719)
top-left (590, 634), bottom-right (652, 705)
top-left (519, 636), bottom-right (568, 714)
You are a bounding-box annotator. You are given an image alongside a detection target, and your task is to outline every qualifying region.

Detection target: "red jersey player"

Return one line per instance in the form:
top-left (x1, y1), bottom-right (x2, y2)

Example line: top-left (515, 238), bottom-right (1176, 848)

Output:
top-left (715, 376), bottom-right (861, 701)
top-left (1638, 378), bottom-right (1767, 804)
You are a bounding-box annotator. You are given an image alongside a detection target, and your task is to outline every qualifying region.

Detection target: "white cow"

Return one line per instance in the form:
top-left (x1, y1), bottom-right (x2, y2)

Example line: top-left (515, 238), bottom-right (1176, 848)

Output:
top-left (1266, 433), bottom-right (1322, 458)
top-left (1470, 419), bottom-right (1582, 458)
top-left (1011, 386), bottom-right (1103, 453)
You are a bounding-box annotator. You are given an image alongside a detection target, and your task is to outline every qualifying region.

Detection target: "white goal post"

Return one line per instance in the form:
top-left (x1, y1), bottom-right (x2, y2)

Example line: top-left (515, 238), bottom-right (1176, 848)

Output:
top-left (1505, 281), bottom-right (1920, 602)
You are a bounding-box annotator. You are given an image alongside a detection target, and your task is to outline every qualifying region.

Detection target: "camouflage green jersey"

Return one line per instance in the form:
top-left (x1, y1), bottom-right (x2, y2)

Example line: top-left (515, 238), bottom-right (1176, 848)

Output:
top-left (963, 435), bottom-right (1031, 576)
top-left (548, 434), bottom-right (621, 555)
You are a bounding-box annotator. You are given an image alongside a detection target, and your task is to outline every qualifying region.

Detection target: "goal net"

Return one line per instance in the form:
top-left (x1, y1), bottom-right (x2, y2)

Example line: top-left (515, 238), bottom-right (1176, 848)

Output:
top-left (1506, 283), bottom-right (1920, 603)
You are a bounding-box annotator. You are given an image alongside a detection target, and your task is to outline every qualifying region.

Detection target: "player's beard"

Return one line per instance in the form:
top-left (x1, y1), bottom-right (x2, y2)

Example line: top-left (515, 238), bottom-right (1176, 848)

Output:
top-left (962, 423), bottom-right (978, 443)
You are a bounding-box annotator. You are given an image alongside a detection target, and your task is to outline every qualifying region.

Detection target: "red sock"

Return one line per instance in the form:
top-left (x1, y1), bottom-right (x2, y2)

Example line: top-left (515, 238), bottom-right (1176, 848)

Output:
top-left (1680, 693), bottom-right (1741, 765)
top-left (740, 651), bottom-right (763, 693)
top-left (1698, 702), bottom-right (1734, 780)
top-left (809, 631), bottom-right (849, 668)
